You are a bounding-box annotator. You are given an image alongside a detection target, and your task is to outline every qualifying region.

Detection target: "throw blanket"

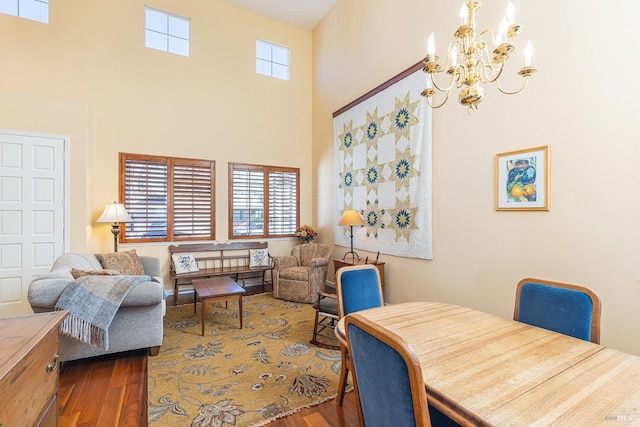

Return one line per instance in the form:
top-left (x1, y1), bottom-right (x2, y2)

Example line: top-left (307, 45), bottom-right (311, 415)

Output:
top-left (55, 274), bottom-right (152, 350)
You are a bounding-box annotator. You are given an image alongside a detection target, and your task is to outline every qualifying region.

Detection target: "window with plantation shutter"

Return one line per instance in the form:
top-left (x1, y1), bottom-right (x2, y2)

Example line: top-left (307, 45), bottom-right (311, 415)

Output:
top-left (268, 169), bottom-right (297, 235)
top-left (229, 163), bottom-right (299, 239)
top-left (120, 153), bottom-right (215, 243)
top-left (173, 160), bottom-right (215, 238)
top-left (122, 155), bottom-right (168, 240)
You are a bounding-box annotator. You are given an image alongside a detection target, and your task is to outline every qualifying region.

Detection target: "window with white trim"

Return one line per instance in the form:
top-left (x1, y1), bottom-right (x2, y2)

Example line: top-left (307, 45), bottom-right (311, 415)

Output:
top-left (0, 0), bottom-right (49, 23)
top-left (145, 7), bottom-right (190, 57)
top-left (256, 39), bottom-right (289, 80)
top-left (229, 163), bottom-right (299, 239)
top-left (120, 153), bottom-right (215, 242)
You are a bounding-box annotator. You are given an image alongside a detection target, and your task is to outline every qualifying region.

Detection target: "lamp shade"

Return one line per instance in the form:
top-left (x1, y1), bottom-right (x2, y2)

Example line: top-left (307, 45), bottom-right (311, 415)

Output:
top-left (338, 210), bottom-right (364, 227)
top-left (97, 202), bottom-right (133, 223)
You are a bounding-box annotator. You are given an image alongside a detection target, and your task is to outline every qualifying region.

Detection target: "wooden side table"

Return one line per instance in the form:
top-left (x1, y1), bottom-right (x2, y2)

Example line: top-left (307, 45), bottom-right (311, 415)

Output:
top-left (192, 277), bottom-right (246, 335)
top-left (333, 258), bottom-right (385, 295)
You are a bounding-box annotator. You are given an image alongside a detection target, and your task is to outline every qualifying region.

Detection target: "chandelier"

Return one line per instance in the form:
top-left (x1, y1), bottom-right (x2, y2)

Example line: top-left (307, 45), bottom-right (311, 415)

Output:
top-left (421, 1), bottom-right (536, 114)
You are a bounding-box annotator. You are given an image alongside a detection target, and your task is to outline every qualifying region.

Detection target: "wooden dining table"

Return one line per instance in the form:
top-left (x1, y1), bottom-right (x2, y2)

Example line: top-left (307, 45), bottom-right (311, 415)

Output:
top-left (335, 302), bottom-right (640, 426)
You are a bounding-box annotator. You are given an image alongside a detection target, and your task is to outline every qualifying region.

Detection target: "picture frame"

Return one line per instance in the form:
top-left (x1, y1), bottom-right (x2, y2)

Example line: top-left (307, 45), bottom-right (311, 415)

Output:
top-left (495, 146), bottom-right (549, 211)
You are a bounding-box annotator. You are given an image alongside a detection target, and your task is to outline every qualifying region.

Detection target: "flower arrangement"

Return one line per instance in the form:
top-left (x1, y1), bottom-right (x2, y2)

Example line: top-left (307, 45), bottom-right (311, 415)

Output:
top-left (295, 224), bottom-right (318, 243)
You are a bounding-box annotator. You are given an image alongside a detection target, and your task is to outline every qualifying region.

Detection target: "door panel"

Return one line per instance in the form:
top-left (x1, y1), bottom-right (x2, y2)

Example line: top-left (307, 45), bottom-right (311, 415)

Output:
top-left (0, 131), bottom-right (66, 316)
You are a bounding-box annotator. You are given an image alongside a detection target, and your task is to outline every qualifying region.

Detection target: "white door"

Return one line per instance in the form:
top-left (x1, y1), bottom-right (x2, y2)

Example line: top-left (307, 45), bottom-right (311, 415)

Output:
top-left (0, 130), bottom-right (67, 317)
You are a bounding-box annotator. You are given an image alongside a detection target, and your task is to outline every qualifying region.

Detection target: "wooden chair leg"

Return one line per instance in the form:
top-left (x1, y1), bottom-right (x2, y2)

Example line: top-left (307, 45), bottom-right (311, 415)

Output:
top-left (336, 346), bottom-right (349, 406)
top-left (311, 305), bottom-right (321, 344)
top-left (337, 345), bottom-right (364, 424)
top-left (148, 346), bottom-right (161, 356)
top-left (352, 365), bottom-right (364, 427)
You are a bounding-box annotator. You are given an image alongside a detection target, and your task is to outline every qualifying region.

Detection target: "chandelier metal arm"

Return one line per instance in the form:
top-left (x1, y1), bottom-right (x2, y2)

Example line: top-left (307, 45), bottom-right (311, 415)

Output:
top-left (479, 57), bottom-right (505, 84)
top-left (424, 87), bottom-right (453, 109)
top-left (479, 29), bottom-right (496, 43)
top-left (430, 69), bottom-right (457, 93)
top-left (495, 74), bottom-right (531, 95)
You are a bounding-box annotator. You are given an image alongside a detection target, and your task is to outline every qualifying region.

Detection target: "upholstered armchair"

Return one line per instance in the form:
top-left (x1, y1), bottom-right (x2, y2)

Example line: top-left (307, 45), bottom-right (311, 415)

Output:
top-left (272, 243), bottom-right (331, 303)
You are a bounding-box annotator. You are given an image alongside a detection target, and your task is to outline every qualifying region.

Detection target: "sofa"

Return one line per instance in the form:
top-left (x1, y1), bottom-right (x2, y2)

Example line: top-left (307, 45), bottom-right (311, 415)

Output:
top-left (272, 243), bottom-right (332, 303)
top-left (28, 252), bottom-right (166, 362)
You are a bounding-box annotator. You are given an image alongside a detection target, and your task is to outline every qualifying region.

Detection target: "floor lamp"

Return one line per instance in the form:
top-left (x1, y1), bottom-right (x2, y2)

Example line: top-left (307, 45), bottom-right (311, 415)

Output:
top-left (97, 202), bottom-right (133, 252)
top-left (338, 209), bottom-right (364, 262)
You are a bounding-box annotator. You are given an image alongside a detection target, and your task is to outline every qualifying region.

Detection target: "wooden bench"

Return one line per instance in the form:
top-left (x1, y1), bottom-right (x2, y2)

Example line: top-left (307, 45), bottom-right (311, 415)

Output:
top-left (169, 242), bottom-right (272, 296)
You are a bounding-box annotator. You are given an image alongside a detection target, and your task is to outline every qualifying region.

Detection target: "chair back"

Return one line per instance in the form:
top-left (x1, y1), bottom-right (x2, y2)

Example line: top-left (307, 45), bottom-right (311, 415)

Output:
top-left (336, 264), bottom-right (384, 318)
top-left (514, 278), bottom-right (602, 344)
top-left (345, 313), bottom-right (431, 427)
top-left (292, 243), bottom-right (331, 267)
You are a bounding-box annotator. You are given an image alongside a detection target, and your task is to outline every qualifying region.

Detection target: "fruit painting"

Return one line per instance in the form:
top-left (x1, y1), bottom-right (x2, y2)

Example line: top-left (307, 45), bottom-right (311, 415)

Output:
top-left (496, 146), bottom-right (549, 211)
top-left (507, 158), bottom-right (537, 202)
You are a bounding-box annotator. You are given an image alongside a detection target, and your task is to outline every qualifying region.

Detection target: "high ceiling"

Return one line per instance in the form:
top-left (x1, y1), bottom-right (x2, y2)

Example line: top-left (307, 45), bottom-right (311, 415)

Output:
top-left (219, 0), bottom-right (337, 30)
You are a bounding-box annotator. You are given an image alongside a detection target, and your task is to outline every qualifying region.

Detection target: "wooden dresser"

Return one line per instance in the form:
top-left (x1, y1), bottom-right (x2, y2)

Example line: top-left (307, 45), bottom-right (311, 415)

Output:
top-left (0, 311), bottom-right (67, 427)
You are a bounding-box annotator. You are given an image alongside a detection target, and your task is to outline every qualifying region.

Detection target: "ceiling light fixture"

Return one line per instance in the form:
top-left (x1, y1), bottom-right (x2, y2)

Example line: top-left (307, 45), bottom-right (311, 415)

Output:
top-left (421, 1), bottom-right (536, 114)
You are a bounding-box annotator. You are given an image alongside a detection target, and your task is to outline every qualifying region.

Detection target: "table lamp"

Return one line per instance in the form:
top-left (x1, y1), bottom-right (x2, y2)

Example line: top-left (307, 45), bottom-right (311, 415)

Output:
top-left (97, 201), bottom-right (133, 252)
top-left (338, 209), bottom-right (364, 261)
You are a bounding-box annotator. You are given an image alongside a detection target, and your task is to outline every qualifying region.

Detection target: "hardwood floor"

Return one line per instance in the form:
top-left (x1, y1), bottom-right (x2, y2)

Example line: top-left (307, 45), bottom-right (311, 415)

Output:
top-left (58, 285), bottom-right (359, 426)
top-left (59, 349), bottom-right (148, 427)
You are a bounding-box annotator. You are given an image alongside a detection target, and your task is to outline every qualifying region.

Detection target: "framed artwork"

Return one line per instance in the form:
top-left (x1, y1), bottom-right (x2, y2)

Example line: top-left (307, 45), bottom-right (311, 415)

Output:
top-left (495, 146), bottom-right (549, 211)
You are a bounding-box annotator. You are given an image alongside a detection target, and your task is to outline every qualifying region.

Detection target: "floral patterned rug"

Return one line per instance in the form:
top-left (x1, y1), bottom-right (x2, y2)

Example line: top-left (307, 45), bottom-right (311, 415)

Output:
top-left (148, 293), bottom-right (343, 426)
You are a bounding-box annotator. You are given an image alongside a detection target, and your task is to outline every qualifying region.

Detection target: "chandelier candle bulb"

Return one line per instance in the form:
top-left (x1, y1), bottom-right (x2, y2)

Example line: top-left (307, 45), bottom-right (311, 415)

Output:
top-left (506, 1), bottom-right (516, 25)
top-left (459, 3), bottom-right (468, 25)
top-left (451, 46), bottom-right (459, 67)
top-left (497, 17), bottom-right (508, 45)
top-left (524, 41), bottom-right (532, 66)
top-left (427, 32), bottom-right (435, 56)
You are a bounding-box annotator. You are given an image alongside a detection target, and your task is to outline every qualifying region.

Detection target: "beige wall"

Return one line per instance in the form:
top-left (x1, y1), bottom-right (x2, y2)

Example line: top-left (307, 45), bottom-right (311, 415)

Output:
top-left (0, 0), bottom-right (312, 283)
top-left (313, 0), bottom-right (640, 354)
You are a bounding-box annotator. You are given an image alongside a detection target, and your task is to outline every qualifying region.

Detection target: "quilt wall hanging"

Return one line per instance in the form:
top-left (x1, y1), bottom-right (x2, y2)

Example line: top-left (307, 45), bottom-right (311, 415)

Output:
top-left (333, 62), bottom-right (433, 259)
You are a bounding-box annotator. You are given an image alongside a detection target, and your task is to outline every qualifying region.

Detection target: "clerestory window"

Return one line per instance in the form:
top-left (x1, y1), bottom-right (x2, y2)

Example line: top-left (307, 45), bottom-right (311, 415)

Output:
top-left (145, 7), bottom-right (190, 57)
top-left (0, 0), bottom-right (49, 23)
top-left (256, 39), bottom-right (289, 80)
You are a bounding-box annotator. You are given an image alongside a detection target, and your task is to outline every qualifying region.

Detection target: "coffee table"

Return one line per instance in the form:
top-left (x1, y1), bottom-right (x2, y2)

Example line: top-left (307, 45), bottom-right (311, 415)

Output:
top-left (192, 277), bottom-right (246, 335)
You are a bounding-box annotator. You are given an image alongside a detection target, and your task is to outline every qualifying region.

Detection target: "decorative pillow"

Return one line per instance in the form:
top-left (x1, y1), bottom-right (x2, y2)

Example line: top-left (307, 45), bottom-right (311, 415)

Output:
top-left (249, 248), bottom-right (270, 267)
top-left (96, 249), bottom-right (145, 275)
top-left (71, 268), bottom-right (121, 279)
top-left (172, 253), bottom-right (200, 274)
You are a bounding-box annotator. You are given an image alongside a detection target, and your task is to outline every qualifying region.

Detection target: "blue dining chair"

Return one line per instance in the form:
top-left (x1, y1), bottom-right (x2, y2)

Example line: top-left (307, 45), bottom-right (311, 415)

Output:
top-left (345, 312), bottom-right (431, 426)
top-left (514, 278), bottom-right (602, 343)
top-left (335, 264), bottom-right (384, 410)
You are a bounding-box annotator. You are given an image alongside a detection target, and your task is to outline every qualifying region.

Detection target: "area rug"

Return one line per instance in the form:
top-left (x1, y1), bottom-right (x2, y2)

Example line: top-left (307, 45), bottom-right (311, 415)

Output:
top-left (148, 293), bottom-right (343, 426)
